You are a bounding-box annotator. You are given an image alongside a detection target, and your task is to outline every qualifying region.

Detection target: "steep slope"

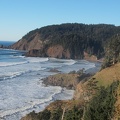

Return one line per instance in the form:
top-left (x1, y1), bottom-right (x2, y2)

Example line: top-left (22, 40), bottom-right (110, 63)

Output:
top-left (10, 23), bottom-right (120, 59)
top-left (102, 34), bottom-right (120, 68)
top-left (75, 63), bottom-right (120, 98)
top-left (11, 33), bottom-right (44, 51)
top-left (74, 63), bottom-right (120, 119)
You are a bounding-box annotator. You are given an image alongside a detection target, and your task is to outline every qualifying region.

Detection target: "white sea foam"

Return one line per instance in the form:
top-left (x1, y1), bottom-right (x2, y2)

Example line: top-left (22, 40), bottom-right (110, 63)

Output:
top-left (0, 61), bottom-right (28, 67)
top-left (26, 57), bottom-right (49, 63)
top-left (0, 87), bottom-right (62, 119)
top-left (11, 55), bottom-right (25, 58)
top-left (49, 58), bottom-right (76, 65)
top-left (0, 57), bottom-right (49, 67)
top-left (63, 59), bottom-right (76, 65)
top-left (0, 49), bottom-right (99, 120)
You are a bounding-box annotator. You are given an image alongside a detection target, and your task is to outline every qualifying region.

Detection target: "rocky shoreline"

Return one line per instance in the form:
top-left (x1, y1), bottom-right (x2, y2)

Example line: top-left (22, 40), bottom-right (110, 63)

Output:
top-left (42, 73), bottom-right (93, 90)
top-left (21, 63), bottom-right (101, 120)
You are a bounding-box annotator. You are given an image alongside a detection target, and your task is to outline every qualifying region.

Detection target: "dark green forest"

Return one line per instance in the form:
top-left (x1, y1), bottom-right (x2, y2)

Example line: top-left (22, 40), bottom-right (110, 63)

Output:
top-left (22, 23), bottom-right (120, 59)
top-left (84, 81), bottom-right (119, 120)
top-left (102, 34), bottom-right (120, 68)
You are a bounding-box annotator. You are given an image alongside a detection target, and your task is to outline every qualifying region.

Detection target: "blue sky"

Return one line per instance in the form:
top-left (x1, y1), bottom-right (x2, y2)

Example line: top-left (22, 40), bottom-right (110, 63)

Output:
top-left (0, 0), bottom-right (120, 41)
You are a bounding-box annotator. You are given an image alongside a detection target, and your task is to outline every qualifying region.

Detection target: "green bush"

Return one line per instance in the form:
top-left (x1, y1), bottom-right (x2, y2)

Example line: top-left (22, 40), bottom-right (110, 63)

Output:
top-left (84, 81), bottom-right (119, 120)
top-left (64, 106), bottom-right (83, 120)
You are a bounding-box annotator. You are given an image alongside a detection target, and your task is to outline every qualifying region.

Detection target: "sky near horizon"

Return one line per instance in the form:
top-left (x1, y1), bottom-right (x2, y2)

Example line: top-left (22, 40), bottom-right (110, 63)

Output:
top-left (0, 0), bottom-right (120, 41)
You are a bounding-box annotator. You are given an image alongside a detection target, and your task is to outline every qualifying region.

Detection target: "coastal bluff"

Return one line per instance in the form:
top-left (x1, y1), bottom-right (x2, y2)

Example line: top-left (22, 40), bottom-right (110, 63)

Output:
top-left (10, 23), bottom-right (120, 59)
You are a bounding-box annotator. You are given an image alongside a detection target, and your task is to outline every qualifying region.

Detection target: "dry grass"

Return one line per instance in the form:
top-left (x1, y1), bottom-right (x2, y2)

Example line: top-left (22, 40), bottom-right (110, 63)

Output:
top-left (89, 63), bottom-right (120, 87)
top-left (46, 99), bottom-right (84, 111)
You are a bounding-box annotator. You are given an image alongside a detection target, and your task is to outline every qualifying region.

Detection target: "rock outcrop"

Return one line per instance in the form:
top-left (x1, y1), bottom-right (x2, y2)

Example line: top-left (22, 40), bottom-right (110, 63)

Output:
top-left (46, 45), bottom-right (70, 59)
top-left (43, 73), bottom-right (79, 89)
top-left (25, 45), bottom-right (71, 59)
top-left (10, 34), bottom-right (44, 51)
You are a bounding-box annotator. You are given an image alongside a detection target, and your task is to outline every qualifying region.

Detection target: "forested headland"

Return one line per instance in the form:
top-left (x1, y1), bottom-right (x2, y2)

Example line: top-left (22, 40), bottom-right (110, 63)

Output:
top-left (11, 23), bottom-right (120, 59)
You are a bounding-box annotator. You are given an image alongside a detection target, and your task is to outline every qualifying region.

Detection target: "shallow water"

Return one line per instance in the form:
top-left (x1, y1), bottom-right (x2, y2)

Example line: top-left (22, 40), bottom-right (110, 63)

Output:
top-left (0, 49), bottom-right (98, 120)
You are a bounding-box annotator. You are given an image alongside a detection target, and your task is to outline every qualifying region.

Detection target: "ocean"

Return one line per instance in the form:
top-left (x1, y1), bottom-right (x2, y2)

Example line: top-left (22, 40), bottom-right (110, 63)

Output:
top-left (0, 41), bottom-right (15, 47)
top-left (0, 41), bottom-right (100, 120)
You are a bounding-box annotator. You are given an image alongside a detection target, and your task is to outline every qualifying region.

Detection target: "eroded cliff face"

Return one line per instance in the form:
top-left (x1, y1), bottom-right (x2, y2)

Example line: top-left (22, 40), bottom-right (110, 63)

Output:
top-left (46, 45), bottom-right (70, 58)
top-left (10, 34), bottom-right (44, 51)
top-left (10, 33), bottom-right (72, 58)
top-left (24, 45), bottom-right (71, 58)
top-left (11, 36), bottom-right (99, 59)
top-left (83, 51), bottom-right (98, 61)
top-left (10, 32), bottom-right (99, 59)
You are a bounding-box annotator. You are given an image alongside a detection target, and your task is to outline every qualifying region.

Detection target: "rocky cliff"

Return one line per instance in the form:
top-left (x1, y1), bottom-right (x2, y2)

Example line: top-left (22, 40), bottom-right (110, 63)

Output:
top-left (10, 23), bottom-right (120, 59)
top-left (25, 45), bottom-right (71, 58)
top-left (10, 33), bottom-right (44, 51)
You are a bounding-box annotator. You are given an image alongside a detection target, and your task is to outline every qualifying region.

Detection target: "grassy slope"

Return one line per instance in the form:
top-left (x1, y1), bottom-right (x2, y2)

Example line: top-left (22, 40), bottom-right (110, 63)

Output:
top-left (91, 63), bottom-right (120, 87)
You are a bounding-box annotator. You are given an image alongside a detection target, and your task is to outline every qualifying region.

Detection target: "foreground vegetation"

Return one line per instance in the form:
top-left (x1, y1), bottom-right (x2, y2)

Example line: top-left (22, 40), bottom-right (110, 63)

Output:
top-left (21, 81), bottom-right (119, 120)
top-left (84, 81), bottom-right (119, 120)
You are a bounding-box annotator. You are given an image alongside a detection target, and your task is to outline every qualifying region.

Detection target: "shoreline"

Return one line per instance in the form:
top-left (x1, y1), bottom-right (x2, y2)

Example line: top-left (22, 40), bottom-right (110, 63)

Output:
top-left (0, 49), bottom-right (102, 120)
top-left (85, 61), bottom-right (101, 74)
top-left (0, 48), bottom-right (101, 119)
top-left (21, 60), bottom-right (101, 120)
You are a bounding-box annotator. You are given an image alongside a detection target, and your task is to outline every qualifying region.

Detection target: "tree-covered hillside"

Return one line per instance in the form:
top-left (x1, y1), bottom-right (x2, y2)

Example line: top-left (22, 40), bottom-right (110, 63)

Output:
top-left (12, 23), bottom-right (120, 59)
top-left (102, 34), bottom-right (120, 68)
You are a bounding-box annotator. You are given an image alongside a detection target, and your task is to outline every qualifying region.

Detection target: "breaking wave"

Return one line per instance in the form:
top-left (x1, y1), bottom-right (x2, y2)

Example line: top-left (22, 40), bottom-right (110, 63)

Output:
top-left (0, 49), bottom-right (98, 120)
